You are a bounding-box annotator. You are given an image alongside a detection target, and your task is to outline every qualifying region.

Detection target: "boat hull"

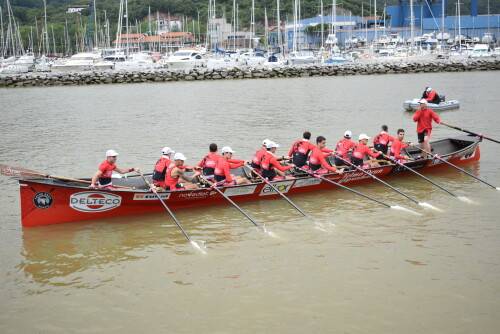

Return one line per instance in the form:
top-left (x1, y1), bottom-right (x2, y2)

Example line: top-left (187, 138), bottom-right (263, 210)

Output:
top-left (19, 136), bottom-right (481, 227)
top-left (404, 98), bottom-right (460, 111)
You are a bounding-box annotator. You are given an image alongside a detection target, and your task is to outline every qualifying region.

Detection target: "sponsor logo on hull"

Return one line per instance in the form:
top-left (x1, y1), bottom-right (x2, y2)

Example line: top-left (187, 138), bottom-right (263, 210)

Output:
top-left (70, 192), bottom-right (122, 212)
top-left (224, 185), bottom-right (257, 196)
top-left (260, 180), bottom-right (295, 196)
top-left (293, 177), bottom-right (322, 188)
top-left (338, 168), bottom-right (385, 183)
top-left (33, 192), bottom-right (53, 209)
top-left (133, 193), bottom-right (171, 201)
top-left (177, 190), bottom-right (217, 199)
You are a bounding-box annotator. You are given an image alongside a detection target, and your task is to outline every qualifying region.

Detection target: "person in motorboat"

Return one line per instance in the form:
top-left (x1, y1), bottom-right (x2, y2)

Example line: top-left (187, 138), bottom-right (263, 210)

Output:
top-left (334, 130), bottom-right (356, 167)
top-left (251, 139), bottom-right (272, 171)
top-left (164, 153), bottom-right (201, 191)
top-left (214, 146), bottom-right (251, 186)
top-left (90, 149), bottom-right (139, 189)
top-left (422, 87), bottom-right (441, 104)
top-left (307, 136), bottom-right (343, 175)
top-left (413, 99), bottom-right (441, 157)
top-left (197, 143), bottom-right (221, 180)
top-left (288, 131), bottom-right (316, 168)
top-left (351, 134), bottom-right (382, 168)
top-left (389, 129), bottom-right (412, 163)
top-left (372, 125), bottom-right (394, 155)
top-left (152, 147), bottom-right (174, 189)
top-left (260, 141), bottom-right (295, 181)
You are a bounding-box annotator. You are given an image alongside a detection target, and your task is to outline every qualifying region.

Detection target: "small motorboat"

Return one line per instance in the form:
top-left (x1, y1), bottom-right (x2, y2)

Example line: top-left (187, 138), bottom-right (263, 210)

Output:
top-left (403, 98), bottom-right (460, 112)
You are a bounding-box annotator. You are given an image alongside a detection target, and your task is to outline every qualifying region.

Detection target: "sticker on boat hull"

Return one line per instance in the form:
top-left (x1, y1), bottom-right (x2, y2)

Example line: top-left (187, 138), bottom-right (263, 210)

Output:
top-left (33, 192), bottom-right (53, 209)
top-left (224, 185), bottom-right (257, 196)
top-left (292, 177), bottom-right (322, 188)
top-left (133, 193), bottom-right (171, 201)
top-left (70, 192), bottom-right (121, 212)
top-left (260, 180), bottom-right (295, 196)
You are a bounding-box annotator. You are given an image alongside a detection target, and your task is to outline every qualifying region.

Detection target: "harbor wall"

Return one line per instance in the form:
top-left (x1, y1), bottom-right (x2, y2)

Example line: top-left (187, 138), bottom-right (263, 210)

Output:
top-left (1, 59), bottom-right (499, 88)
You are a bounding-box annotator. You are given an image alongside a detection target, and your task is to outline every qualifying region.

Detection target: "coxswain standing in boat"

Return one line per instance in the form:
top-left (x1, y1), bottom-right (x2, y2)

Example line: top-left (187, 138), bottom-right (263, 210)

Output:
top-left (90, 150), bottom-right (139, 189)
top-left (307, 136), bottom-right (343, 174)
top-left (288, 131), bottom-right (316, 168)
top-left (214, 146), bottom-right (251, 186)
top-left (251, 139), bottom-right (272, 172)
top-left (351, 134), bottom-right (382, 168)
top-left (422, 87), bottom-right (441, 104)
top-left (413, 99), bottom-right (441, 157)
top-left (372, 125), bottom-right (394, 155)
top-left (260, 141), bottom-right (295, 180)
top-left (334, 130), bottom-right (356, 167)
top-left (151, 147), bottom-right (174, 189)
top-left (164, 153), bottom-right (201, 191)
top-left (390, 129), bottom-right (412, 163)
top-left (197, 143), bottom-right (221, 180)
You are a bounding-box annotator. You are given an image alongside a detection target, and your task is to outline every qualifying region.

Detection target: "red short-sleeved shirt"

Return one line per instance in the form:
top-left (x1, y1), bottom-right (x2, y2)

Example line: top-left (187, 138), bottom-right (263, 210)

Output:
top-left (99, 160), bottom-right (116, 178)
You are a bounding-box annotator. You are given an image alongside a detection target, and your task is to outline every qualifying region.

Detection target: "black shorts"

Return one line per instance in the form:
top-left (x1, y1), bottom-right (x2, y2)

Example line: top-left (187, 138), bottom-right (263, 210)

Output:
top-left (417, 130), bottom-right (428, 143)
top-left (374, 144), bottom-right (388, 155)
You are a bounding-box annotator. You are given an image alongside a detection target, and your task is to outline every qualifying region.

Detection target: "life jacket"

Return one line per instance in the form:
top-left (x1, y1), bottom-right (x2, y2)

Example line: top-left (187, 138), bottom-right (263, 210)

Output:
top-left (291, 140), bottom-right (312, 167)
top-left (199, 152), bottom-right (219, 175)
top-left (260, 151), bottom-right (277, 180)
top-left (165, 164), bottom-right (185, 190)
top-left (335, 139), bottom-right (355, 160)
top-left (152, 157), bottom-right (171, 182)
top-left (373, 132), bottom-right (392, 154)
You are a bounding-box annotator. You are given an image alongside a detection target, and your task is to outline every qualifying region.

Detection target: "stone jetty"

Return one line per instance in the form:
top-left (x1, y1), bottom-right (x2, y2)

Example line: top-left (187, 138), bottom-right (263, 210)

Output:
top-left (1, 58), bottom-right (499, 88)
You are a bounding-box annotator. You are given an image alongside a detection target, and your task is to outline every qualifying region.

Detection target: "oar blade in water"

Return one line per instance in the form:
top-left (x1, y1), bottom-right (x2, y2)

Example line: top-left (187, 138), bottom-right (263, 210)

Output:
top-left (418, 202), bottom-right (443, 212)
top-left (390, 205), bottom-right (422, 216)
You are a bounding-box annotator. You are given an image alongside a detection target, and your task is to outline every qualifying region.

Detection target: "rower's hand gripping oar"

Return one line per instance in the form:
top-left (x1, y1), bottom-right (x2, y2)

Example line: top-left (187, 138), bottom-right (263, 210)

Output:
top-left (247, 165), bottom-right (308, 217)
top-left (440, 122), bottom-right (500, 145)
top-left (297, 167), bottom-right (420, 216)
top-left (138, 172), bottom-right (206, 254)
top-left (413, 146), bottom-right (500, 192)
top-left (380, 153), bottom-right (466, 202)
top-left (334, 155), bottom-right (441, 212)
top-left (200, 175), bottom-right (277, 238)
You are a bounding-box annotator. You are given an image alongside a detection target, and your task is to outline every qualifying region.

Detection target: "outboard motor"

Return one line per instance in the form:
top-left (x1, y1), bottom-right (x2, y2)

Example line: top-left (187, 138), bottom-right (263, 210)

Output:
top-left (440, 95), bottom-right (446, 102)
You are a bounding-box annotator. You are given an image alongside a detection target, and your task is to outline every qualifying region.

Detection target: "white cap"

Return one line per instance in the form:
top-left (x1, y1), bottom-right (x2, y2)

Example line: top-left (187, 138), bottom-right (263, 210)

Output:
top-left (262, 139), bottom-right (272, 146)
top-left (173, 152), bottom-right (186, 161)
top-left (358, 133), bottom-right (370, 141)
top-left (344, 130), bottom-right (352, 138)
top-left (426, 87), bottom-right (432, 92)
top-left (265, 141), bottom-right (280, 149)
top-left (419, 98), bottom-right (428, 104)
top-left (221, 146), bottom-right (235, 154)
top-left (161, 147), bottom-right (174, 155)
top-left (106, 149), bottom-right (119, 157)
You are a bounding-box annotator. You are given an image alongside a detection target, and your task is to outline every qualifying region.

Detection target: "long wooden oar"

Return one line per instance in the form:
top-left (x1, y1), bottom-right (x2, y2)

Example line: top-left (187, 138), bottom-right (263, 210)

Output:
top-left (298, 167), bottom-right (419, 215)
top-left (333, 155), bottom-right (441, 211)
top-left (440, 122), bottom-right (500, 144)
top-left (200, 176), bottom-right (276, 237)
top-left (414, 147), bottom-right (500, 191)
top-left (139, 173), bottom-right (206, 254)
top-left (248, 166), bottom-right (307, 217)
top-left (380, 153), bottom-right (461, 199)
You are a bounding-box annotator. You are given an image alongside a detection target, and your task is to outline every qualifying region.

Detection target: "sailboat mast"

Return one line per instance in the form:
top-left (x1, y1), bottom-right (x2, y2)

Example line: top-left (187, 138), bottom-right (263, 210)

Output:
top-left (320, 0), bottom-right (323, 49)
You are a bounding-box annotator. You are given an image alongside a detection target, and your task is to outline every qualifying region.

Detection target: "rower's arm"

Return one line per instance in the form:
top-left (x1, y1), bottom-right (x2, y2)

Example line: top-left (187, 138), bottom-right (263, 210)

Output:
top-left (115, 167), bottom-right (135, 174)
top-left (90, 170), bottom-right (103, 187)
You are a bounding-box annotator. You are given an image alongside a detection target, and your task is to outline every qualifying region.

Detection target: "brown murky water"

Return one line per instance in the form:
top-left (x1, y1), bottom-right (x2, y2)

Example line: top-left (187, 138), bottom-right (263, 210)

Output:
top-left (1, 72), bottom-right (499, 333)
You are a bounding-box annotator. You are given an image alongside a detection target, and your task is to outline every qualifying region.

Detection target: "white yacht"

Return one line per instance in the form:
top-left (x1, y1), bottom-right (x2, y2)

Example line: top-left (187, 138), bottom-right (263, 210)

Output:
top-left (52, 53), bottom-right (113, 72)
top-left (163, 50), bottom-right (205, 70)
top-left (113, 53), bottom-right (160, 71)
top-left (288, 50), bottom-right (317, 66)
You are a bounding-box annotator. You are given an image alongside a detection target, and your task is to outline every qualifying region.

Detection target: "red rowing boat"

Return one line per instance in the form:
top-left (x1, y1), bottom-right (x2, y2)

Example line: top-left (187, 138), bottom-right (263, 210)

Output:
top-left (17, 135), bottom-right (481, 227)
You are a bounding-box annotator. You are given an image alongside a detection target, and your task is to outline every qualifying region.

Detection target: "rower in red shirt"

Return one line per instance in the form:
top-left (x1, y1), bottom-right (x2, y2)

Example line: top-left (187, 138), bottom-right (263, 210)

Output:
top-left (350, 134), bottom-right (382, 168)
top-left (307, 136), bottom-right (343, 175)
top-left (90, 149), bottom-right (139, 189)
top-left (390, 129), bottom-right (412, 163)
top-left (422, 87), bottom-right (441, 104)
top-left (197, 143), bottom-right (221, 179)
top-left (413, 99), bottom-right (441, 157)
top-left (251, 139), bottom-right (272, 171)
top-left (373, 125), bottom-right (394, 155)
top-left (152, 147), bottom-right (174, 189)
top-left (288, 131), bottom-right (315, 168)
top-left (165, 153), bottom-right (200, 191)
top-left (261, 141), bottom-right (295, 181)
top-left (214, 146), bottom-right (250, 186)
top-left (334, 130), bottom-right (356, 166)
